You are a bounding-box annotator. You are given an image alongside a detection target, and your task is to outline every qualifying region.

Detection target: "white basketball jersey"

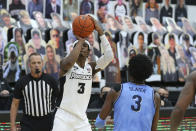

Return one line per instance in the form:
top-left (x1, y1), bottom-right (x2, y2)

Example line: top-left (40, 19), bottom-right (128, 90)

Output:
top-left (59, 62), bottom-right (92, 120)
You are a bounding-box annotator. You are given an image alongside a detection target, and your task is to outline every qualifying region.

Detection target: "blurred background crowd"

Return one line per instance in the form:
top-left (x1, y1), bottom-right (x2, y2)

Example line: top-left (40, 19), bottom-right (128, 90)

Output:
top-left (1, 0), bottom-right (196, 110)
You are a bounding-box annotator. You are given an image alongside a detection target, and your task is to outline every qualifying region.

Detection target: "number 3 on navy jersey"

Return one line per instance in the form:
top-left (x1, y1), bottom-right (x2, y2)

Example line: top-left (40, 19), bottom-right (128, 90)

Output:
top-left (131, 95), bottom-right (142, 112)
top-left (77, 83), bottom-right (85, 94)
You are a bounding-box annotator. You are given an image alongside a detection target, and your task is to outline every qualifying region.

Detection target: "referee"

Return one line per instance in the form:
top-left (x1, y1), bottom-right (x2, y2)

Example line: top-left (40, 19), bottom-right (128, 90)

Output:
top-left (10, 53), bottom-right (59, 131)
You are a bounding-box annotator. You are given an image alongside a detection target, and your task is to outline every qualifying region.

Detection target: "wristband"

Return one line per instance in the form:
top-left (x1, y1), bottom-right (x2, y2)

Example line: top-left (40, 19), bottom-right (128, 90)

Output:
top-left (95, 114), bottom-right (106, 128)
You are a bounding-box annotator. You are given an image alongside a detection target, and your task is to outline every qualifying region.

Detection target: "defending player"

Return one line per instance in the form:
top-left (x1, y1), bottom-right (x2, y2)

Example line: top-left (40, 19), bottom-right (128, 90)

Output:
top-left (170, 71), bottom-right (196, 131)
top-left (95, 54), bottom-right (161, 131)
top-left (52, 17), bottom-right (114, 131)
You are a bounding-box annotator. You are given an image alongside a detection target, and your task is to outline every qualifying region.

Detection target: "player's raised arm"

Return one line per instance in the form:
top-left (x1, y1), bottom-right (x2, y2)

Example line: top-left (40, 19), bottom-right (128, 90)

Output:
top-left (88, 16), bottom-right (114, 75)
top-left (170, 71), bottom-right (196, 131)
top-left (60, 36), bottom-right (85, 76)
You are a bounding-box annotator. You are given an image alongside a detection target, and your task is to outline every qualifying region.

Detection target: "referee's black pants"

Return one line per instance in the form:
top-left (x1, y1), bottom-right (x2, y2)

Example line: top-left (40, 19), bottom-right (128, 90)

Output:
top-left (20, 114), bottom-right (53, 131)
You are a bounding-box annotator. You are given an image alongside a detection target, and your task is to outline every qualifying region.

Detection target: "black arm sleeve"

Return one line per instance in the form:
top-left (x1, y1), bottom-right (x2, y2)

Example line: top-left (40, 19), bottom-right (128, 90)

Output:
top-left (13, 79), bottom-right (23, 99)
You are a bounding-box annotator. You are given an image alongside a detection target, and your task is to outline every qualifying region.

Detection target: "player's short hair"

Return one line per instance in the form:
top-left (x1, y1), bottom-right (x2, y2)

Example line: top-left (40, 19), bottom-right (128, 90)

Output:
top-left (28, 52), bottom-right (42, 63)
top-left (128, 54), bottom-right (153, 82)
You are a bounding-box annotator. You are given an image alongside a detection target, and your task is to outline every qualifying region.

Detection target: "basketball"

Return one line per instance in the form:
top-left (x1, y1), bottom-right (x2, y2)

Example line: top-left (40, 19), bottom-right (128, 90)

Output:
top-left (72, 15), bottom-right (95, 38)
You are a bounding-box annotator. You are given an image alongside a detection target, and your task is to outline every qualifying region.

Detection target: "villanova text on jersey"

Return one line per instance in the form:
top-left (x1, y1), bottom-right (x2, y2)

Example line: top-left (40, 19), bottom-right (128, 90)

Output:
top-left (114, 82), bottom-right (155, 131)
top-left (129, 86), bottom-right (146, 93)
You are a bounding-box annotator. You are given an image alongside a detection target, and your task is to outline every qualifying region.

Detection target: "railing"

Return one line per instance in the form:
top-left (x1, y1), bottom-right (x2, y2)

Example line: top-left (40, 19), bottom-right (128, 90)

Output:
top-left (0, 107), bottom-right (196, 122)
top-left (0, 107), bottom-right (196, 130)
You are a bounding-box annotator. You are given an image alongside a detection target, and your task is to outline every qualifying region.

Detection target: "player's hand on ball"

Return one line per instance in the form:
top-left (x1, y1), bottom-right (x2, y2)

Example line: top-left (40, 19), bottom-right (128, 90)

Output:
top-left (88, 15), bottom-right (104, 36)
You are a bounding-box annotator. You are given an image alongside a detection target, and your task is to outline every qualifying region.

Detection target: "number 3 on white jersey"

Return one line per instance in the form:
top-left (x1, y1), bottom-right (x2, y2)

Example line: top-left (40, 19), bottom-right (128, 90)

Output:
top-left (78, 83), bottom-right (85, 94)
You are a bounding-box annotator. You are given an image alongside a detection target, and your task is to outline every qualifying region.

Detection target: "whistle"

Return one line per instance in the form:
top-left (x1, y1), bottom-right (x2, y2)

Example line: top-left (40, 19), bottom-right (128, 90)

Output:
top-left (35, 69), bottom-right (40, 74)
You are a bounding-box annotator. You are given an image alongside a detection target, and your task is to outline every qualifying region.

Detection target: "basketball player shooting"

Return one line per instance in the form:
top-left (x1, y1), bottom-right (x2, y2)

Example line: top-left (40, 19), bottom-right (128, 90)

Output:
top-left (52, 16), bottom-right (114, 131)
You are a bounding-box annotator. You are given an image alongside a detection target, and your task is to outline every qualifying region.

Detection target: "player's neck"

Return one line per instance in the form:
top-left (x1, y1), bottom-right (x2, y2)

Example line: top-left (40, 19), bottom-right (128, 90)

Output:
top-left (76, 58), bottom-right (86, 68)
top-left (129, 77), bottom-right (145, 85)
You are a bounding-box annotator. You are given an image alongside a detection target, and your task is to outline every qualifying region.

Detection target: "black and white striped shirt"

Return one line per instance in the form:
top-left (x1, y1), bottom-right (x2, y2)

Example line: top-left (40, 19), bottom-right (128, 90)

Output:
top-left (14, 74), bottom-right (59, 117)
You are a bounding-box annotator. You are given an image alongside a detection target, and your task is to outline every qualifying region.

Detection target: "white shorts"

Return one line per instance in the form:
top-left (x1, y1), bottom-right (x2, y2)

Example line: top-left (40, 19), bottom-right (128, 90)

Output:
top-left (52, 108), bottom-right (92, 131)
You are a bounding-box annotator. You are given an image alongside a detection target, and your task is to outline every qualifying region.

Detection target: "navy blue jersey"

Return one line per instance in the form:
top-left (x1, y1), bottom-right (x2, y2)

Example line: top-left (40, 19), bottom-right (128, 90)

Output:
top-left (114, 82), bottom-right (155, 131)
